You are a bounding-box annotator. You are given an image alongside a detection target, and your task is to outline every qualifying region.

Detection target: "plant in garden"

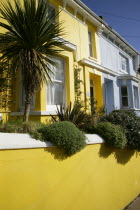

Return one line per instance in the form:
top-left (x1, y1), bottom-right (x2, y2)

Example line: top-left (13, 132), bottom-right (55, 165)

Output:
top-left (39, 121), bottom-right (86, 155)
top-left (87, 97), bottom-right (106, 117)
top-left (0, 120), bottom-right (46, 140)
top-left (51, 102), bottom-right (95, 131)
top-left (74, 66), bottom-right (83, 104)
top-left (0, 0), bottom-right (66, 121)
top-left (96, 122), bottom-right (127, 149)
top-left (101, 110), bottom-right (140, 150)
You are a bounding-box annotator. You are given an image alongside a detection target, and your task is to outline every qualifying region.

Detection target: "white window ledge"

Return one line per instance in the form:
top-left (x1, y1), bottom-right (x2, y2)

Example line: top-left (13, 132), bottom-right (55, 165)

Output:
top-left (0, 133), bottom-right (104, 150)
top-left (82, 58), bottom-right (118, 76)
top-left (119, 69), bottom-right (128, 74)
top-left (89, 56), bottom-right (98, 63)
top-left (10, 111), bottom-right (57, 116)
top-left (118, 75), bottom-right (139, 82)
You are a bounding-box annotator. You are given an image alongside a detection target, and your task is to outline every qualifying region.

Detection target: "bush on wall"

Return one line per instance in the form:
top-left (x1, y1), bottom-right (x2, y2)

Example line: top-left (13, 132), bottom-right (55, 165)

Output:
top-left (0, 120), bottom-right (45, 140)
top-left (96, 122), bottom-right (127, 149)
top-left (39, 121), bottom-right (86, 156)
top-left (101, 110), bottom-right (140, 150)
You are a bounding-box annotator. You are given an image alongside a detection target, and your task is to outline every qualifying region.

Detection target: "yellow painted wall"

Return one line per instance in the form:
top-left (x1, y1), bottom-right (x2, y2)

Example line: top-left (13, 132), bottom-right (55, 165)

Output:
top-left (0, 144), bottom-right (140, 210)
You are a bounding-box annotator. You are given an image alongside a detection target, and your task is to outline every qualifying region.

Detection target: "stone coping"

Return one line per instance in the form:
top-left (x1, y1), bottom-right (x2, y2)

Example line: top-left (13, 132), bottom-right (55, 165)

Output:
top-left (0, 133), bottom-right (104, 150)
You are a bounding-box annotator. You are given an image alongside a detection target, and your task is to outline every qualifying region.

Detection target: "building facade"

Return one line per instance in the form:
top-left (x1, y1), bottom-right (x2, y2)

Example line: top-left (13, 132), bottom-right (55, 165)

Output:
top-left (99, 24), bottom-right (140, 113)
top-left (0, 0), bottom-right (140, 122)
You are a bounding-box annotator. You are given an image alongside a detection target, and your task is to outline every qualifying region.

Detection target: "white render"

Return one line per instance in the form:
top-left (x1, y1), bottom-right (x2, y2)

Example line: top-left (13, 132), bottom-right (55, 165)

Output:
top-left (0, 133), bottom-right (104, 150)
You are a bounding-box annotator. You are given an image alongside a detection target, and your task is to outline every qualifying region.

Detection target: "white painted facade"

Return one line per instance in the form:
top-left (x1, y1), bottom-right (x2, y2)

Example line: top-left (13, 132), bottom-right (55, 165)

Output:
top-left (99, 27), bottom-right (140, 113)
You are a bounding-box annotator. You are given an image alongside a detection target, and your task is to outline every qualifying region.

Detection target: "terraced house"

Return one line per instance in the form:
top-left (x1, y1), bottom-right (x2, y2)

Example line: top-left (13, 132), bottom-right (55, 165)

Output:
top-left (0, 0), bottom-right (140, 121)
top-left (100, 20), bottom-right (140, 113)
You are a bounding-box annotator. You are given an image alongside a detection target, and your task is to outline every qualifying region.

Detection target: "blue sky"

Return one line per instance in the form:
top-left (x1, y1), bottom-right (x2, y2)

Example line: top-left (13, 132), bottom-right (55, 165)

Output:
top-left (81, 0), bottom-right (140, 52)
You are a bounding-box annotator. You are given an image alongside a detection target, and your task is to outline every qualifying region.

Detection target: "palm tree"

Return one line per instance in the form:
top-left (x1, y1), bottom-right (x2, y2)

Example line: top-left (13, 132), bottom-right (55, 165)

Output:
top-left (0, 0), bottom-right (66, 121)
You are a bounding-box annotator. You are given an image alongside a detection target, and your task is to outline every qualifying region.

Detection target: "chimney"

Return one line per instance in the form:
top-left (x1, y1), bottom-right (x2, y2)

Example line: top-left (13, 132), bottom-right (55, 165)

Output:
top-left (99, 16), bottom-right (105, 21)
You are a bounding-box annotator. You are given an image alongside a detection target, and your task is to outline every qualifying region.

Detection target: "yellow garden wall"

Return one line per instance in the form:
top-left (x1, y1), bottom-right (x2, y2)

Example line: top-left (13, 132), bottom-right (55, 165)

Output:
top-left (0, 144), bottom-right (140, 210)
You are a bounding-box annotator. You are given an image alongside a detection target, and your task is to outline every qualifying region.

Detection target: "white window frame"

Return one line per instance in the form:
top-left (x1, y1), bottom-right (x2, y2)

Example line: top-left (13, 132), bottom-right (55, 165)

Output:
top-left (46, 57), bottom-right (66, 112)
top-left (119, 54), bottom-right (128, 73)
top-left (88, 30), bottom-right (94, 58)
top-left (121, 85), bottom-right (129, 108)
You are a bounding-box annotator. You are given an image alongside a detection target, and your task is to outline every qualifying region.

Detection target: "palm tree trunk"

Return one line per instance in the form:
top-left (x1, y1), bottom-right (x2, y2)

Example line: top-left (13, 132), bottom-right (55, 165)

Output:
top-left (23, 91), bottom-right (32, 122)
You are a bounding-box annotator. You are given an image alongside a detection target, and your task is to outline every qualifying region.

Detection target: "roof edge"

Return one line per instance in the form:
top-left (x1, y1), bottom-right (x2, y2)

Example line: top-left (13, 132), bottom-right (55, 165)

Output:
top-left (73, 0), bottom-right (139, 55)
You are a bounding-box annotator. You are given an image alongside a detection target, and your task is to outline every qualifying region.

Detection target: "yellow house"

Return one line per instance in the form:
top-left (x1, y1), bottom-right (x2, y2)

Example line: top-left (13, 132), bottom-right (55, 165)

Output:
top-left (0, 0), bottom-right (105, 122)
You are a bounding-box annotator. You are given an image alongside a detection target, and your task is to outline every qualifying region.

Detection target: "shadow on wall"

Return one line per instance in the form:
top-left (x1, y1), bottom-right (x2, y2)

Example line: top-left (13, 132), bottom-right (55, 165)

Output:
top-left (44, 143), bottom-right (140, 164)
top-left (99, 144), bottom-right (139, 165)
top-left (44, 147), bottom-right (68, 161)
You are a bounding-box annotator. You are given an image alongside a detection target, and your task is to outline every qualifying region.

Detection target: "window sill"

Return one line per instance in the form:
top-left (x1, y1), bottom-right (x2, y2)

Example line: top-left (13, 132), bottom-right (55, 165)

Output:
top-left (121, 107), bottom-right (140, 110)
top-left (89, 56), bottom-right (98, 63)
top-left (129, 108), bottom-right (140, 111)
top-left (10, 111), bottom-right (57, 116)
top-left (119, 69), bottom-right (128, 74)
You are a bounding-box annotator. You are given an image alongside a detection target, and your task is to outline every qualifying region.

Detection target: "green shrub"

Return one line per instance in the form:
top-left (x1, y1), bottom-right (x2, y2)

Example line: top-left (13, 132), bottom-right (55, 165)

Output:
top-left (96, 122), bottom-right (127, 149)
top-left (0, 120), bottom-right (45, 140)
top-left (0, 119), bottom-right (22, 133)
top-left (101, 110), bottom-right (140, 150)
top-left (39, 121), bottom-right (86, 155)
top-left (82, 118), bottom-right (97, 134)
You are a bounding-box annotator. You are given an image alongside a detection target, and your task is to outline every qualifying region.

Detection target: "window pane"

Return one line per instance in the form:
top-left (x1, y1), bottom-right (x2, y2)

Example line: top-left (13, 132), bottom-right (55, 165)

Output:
top-left (49, 60), bottom-right (64, 82)
top-left (121, 86), bottom-right (128, 107)
top-left (88, 31), bottom-right (92, 43)
top-left (120, 54), bottom-right (128, 72)
top-left (134, 86), bottom-right (139, 108)
top-left (89, 44), bottom-right (93, 57)
top-left (90, 86), bottom-right (94, 98)
top-left (132, 57), bottom-right (135, 70)
top-left (122, 63), bottom-right (126, 71)
top-left (54, 64), bottom-right (64, 81)
top-left (122, 97), bottom-right (128, 107)
top-left (88, 31), bottom-right (93, 57)
top-left (47, 82), bottom-right (63, 105)
top-left (47, 58), bottom-right (65, 108)
top-left (121, 86), bottom-right (128, 96)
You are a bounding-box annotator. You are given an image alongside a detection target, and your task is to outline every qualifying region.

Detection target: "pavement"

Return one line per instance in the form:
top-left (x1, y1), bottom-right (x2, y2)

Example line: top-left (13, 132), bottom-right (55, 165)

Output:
top-left (124, 195), bottom-right (140, 210)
